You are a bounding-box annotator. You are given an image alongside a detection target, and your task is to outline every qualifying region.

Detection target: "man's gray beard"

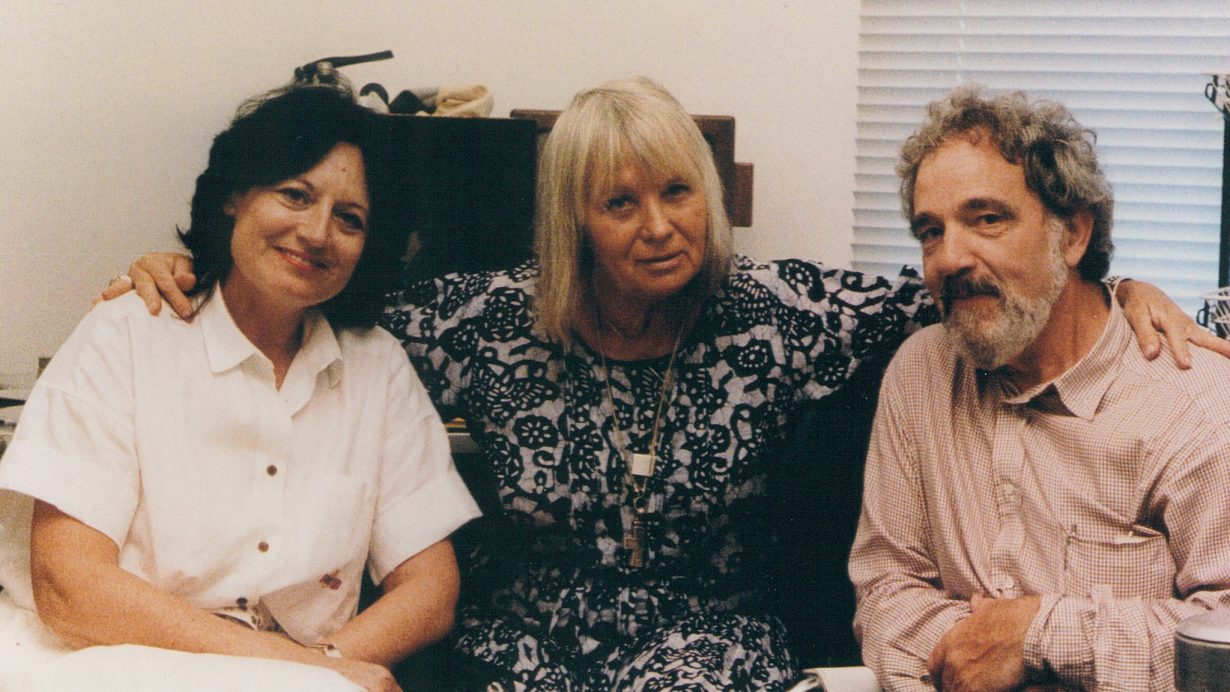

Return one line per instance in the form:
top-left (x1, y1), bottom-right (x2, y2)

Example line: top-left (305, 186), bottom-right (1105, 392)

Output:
top-left (944, 232), bottom-right (1069, 371)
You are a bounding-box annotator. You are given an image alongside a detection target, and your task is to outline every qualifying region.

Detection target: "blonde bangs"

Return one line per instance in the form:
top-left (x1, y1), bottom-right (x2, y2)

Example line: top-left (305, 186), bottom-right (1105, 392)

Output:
top-left (533, 76), bottom-right (735, 345)
top-left (581, 118), bottom-right (705, 207)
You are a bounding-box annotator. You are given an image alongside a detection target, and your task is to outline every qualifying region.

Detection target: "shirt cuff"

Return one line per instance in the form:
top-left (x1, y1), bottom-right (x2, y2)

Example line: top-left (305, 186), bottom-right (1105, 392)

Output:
top-left (0, 439), bottom-right (137, 548)
top-left (367, 468), bottom-right (480, 583)
top-left (1023, 593), bottom-right (1060, 674)
top-left (1023, 593), bottom-right (1096, 685)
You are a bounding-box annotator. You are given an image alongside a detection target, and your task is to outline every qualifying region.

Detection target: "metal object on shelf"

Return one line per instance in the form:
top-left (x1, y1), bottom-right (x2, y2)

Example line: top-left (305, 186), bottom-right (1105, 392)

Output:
top-left (449, 431), bottom-right (478, 455)
top-left (292, 50), bottom-right (393, 87)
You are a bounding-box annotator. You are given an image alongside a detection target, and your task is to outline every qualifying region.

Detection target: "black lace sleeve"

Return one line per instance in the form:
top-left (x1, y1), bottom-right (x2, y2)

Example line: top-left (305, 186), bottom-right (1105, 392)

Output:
top-left (379, 271), bottom-right (500, 418)
top-left (736, 259), bottom-right (938, 401)
top-left (848, 264), bottom-right (938, 362)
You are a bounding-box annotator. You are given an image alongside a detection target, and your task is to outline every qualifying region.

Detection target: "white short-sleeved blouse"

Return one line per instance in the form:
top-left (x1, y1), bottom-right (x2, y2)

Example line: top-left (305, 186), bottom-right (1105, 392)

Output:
top-left (0, 290), bottom-right (479, 644)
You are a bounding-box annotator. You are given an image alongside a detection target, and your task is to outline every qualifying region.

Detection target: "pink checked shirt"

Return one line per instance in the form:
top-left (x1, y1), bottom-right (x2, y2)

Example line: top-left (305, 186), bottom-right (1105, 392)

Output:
top-left (850, 298), bottom-right (1230, 690)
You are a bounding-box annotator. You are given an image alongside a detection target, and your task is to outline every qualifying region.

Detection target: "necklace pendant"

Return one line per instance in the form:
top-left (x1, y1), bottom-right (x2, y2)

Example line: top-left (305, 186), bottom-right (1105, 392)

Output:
top-left (624, 531), bottom-right (643, 568)
top-left (623, 513), bottom-right (646, 568)
top-left (630, 451), bottom-right (654, 478)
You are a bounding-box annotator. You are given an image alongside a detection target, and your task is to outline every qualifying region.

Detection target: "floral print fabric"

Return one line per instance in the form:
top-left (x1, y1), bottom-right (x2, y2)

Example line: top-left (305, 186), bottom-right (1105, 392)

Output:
top-left (380, 256), bottom-right (934, 689)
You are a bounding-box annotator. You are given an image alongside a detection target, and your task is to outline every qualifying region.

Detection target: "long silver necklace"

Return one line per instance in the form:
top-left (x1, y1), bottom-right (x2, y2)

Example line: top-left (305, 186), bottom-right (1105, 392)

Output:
top-left (596, 308), bottom-right (684, 568)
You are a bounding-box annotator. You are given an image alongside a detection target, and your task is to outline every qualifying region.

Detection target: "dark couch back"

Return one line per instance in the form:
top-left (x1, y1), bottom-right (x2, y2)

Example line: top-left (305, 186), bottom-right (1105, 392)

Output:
top-left (767, 357), bottom-right (887, 667)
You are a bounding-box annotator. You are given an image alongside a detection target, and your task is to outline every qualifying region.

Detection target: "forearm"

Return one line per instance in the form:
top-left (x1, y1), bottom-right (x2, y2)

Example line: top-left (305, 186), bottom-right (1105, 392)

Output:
top-left (1027, 592), bottom-right (1229, 689)
top-left (850, 385), bottom-right (962, 688)
top-left (38, 556), bottom-right (317, 660)
top-left (839, 267), bottom-right (938, 372)
top-left (328, 539), bottom-right (460, 667)
top-left (31, 502), bottom-right (327, 667)
top-left (1028, 439), bottom-right (1230, 687)
top-left (854, 579), bottom-right (970, 690)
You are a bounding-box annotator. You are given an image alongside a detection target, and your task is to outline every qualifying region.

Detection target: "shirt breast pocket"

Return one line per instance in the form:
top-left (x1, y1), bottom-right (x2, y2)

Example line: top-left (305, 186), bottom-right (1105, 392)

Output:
top-left (1063, 524), bottom-right (1175, 600)
top-left (298, 472), bottom-right (373, 571)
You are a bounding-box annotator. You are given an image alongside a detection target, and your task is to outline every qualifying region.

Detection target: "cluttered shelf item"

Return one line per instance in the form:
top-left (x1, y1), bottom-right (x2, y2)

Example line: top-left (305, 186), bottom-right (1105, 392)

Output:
top-left (289, 50), bottom-right (539, 282)
top-left (0, 372), bottom-right (34, 458)
top-left (510, 108), bottom-right (754, 227)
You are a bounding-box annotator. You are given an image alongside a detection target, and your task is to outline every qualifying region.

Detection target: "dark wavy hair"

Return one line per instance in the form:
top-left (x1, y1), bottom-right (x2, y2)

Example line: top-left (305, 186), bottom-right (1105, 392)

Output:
top-left (178, 84), bottom-right (402, 328)
top-left (898, 85), bottom-right (1114, 281)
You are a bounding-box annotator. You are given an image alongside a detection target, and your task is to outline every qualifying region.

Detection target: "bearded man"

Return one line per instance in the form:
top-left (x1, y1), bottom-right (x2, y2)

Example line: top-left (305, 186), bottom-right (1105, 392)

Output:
top-left (848, 86), bottom-right (1230, 691)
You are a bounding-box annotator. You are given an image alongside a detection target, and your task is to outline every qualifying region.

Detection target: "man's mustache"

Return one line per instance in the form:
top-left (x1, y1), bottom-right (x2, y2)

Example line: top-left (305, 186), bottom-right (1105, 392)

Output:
top-left (940, 274), bottom-right (1002, 315)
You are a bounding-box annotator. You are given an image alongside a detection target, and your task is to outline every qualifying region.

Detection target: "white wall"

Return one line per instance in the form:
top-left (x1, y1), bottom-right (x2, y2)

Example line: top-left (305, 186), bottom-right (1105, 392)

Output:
top-left (0, 0), bottom-right (860, 375)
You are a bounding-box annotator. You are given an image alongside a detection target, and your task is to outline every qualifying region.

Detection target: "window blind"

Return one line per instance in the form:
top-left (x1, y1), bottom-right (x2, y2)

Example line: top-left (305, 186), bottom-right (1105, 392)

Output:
top-left (854, 0), bottom-right (1230, 317)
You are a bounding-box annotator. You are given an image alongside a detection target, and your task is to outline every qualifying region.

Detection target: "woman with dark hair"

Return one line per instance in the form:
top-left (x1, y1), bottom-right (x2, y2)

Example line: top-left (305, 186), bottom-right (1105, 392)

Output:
top-left (0, 85), bottom-right (479, 691)
top-left (106, 77), bottom-right (1223, 690)
top-left (178, 85), bottom-right (406, 329)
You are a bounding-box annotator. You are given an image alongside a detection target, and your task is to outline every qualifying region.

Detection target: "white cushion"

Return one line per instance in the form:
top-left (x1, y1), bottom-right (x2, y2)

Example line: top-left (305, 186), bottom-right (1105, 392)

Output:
top-left (25, 644), bottom-right (364, 692)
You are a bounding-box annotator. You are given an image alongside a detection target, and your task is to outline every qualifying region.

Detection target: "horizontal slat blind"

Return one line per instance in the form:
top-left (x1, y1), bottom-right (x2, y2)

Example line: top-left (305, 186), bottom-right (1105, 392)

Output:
top-left (854, 0), bottom-right (1230, 316)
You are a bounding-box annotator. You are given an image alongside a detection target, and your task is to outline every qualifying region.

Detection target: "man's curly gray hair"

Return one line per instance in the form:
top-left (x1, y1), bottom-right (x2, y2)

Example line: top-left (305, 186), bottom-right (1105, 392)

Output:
top-left (898, 85), bottom-right (1114, 281)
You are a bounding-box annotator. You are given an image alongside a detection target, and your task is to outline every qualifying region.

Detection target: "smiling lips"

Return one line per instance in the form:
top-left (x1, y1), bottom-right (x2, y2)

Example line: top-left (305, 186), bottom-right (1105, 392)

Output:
top-left (276, 247), bottom-right (330, 271)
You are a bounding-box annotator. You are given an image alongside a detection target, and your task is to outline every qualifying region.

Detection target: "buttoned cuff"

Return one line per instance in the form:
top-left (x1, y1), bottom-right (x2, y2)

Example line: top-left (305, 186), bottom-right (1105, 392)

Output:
top-left (1023, 593), bottom-right (1096, 685)
top-left (1023, 593), bottom-right (1059, 674)
top-left (868, 599), bottom-right (971, 690)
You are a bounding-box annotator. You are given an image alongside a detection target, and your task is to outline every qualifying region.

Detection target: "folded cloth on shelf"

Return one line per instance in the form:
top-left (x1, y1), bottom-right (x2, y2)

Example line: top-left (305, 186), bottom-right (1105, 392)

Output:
top-left (357, 83), bottom-right (494, 117)
top-left (433, 84), bottom-right (493, 117)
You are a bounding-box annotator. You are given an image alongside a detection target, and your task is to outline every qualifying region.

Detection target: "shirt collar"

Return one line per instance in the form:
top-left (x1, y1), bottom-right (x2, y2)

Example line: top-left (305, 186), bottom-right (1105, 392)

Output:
top-left (995, 285), bottom-right (1127, 420)
top-left (296, 309), bottom-right (345, 390)
top-left (199, 289), bottom-right (344, 388)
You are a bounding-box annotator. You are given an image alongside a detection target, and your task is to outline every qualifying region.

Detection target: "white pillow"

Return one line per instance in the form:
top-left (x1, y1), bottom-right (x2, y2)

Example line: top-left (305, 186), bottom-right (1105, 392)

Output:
top-left (25, 645), bottom-right (364, 692)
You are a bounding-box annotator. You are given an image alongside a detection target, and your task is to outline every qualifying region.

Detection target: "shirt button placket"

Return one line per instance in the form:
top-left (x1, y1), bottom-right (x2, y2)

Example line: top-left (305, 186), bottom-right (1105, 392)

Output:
top-left (989, 404), bottom-right (1027, 597)
top-left (254, 389), bottom-right (288, 566)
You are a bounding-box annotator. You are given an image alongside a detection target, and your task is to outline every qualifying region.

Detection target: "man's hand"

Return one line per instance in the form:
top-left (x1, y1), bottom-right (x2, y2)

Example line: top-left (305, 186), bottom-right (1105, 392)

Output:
top-left (1118, 279), bottom-right (1230, 368)
top-left (926, 593), bottom-right (1040, 692)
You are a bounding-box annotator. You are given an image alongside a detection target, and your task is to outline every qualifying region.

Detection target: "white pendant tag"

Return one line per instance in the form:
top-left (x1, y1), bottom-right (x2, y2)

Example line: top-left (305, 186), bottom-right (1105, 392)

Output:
top-left (630, 452), bottom-right (655, 478)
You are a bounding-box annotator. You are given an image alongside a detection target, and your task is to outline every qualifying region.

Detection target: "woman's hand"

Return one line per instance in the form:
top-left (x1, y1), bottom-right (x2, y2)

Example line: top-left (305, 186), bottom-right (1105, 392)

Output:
top-left (94, 252), bottom-right (197, 319)
top-left (1117, 279), bottom-right (1230, 368)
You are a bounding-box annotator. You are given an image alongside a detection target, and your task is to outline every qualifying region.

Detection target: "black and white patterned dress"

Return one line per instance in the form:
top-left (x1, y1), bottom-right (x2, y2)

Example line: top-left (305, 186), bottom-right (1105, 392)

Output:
top-left (380, 256), bottom-right (935, 690)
